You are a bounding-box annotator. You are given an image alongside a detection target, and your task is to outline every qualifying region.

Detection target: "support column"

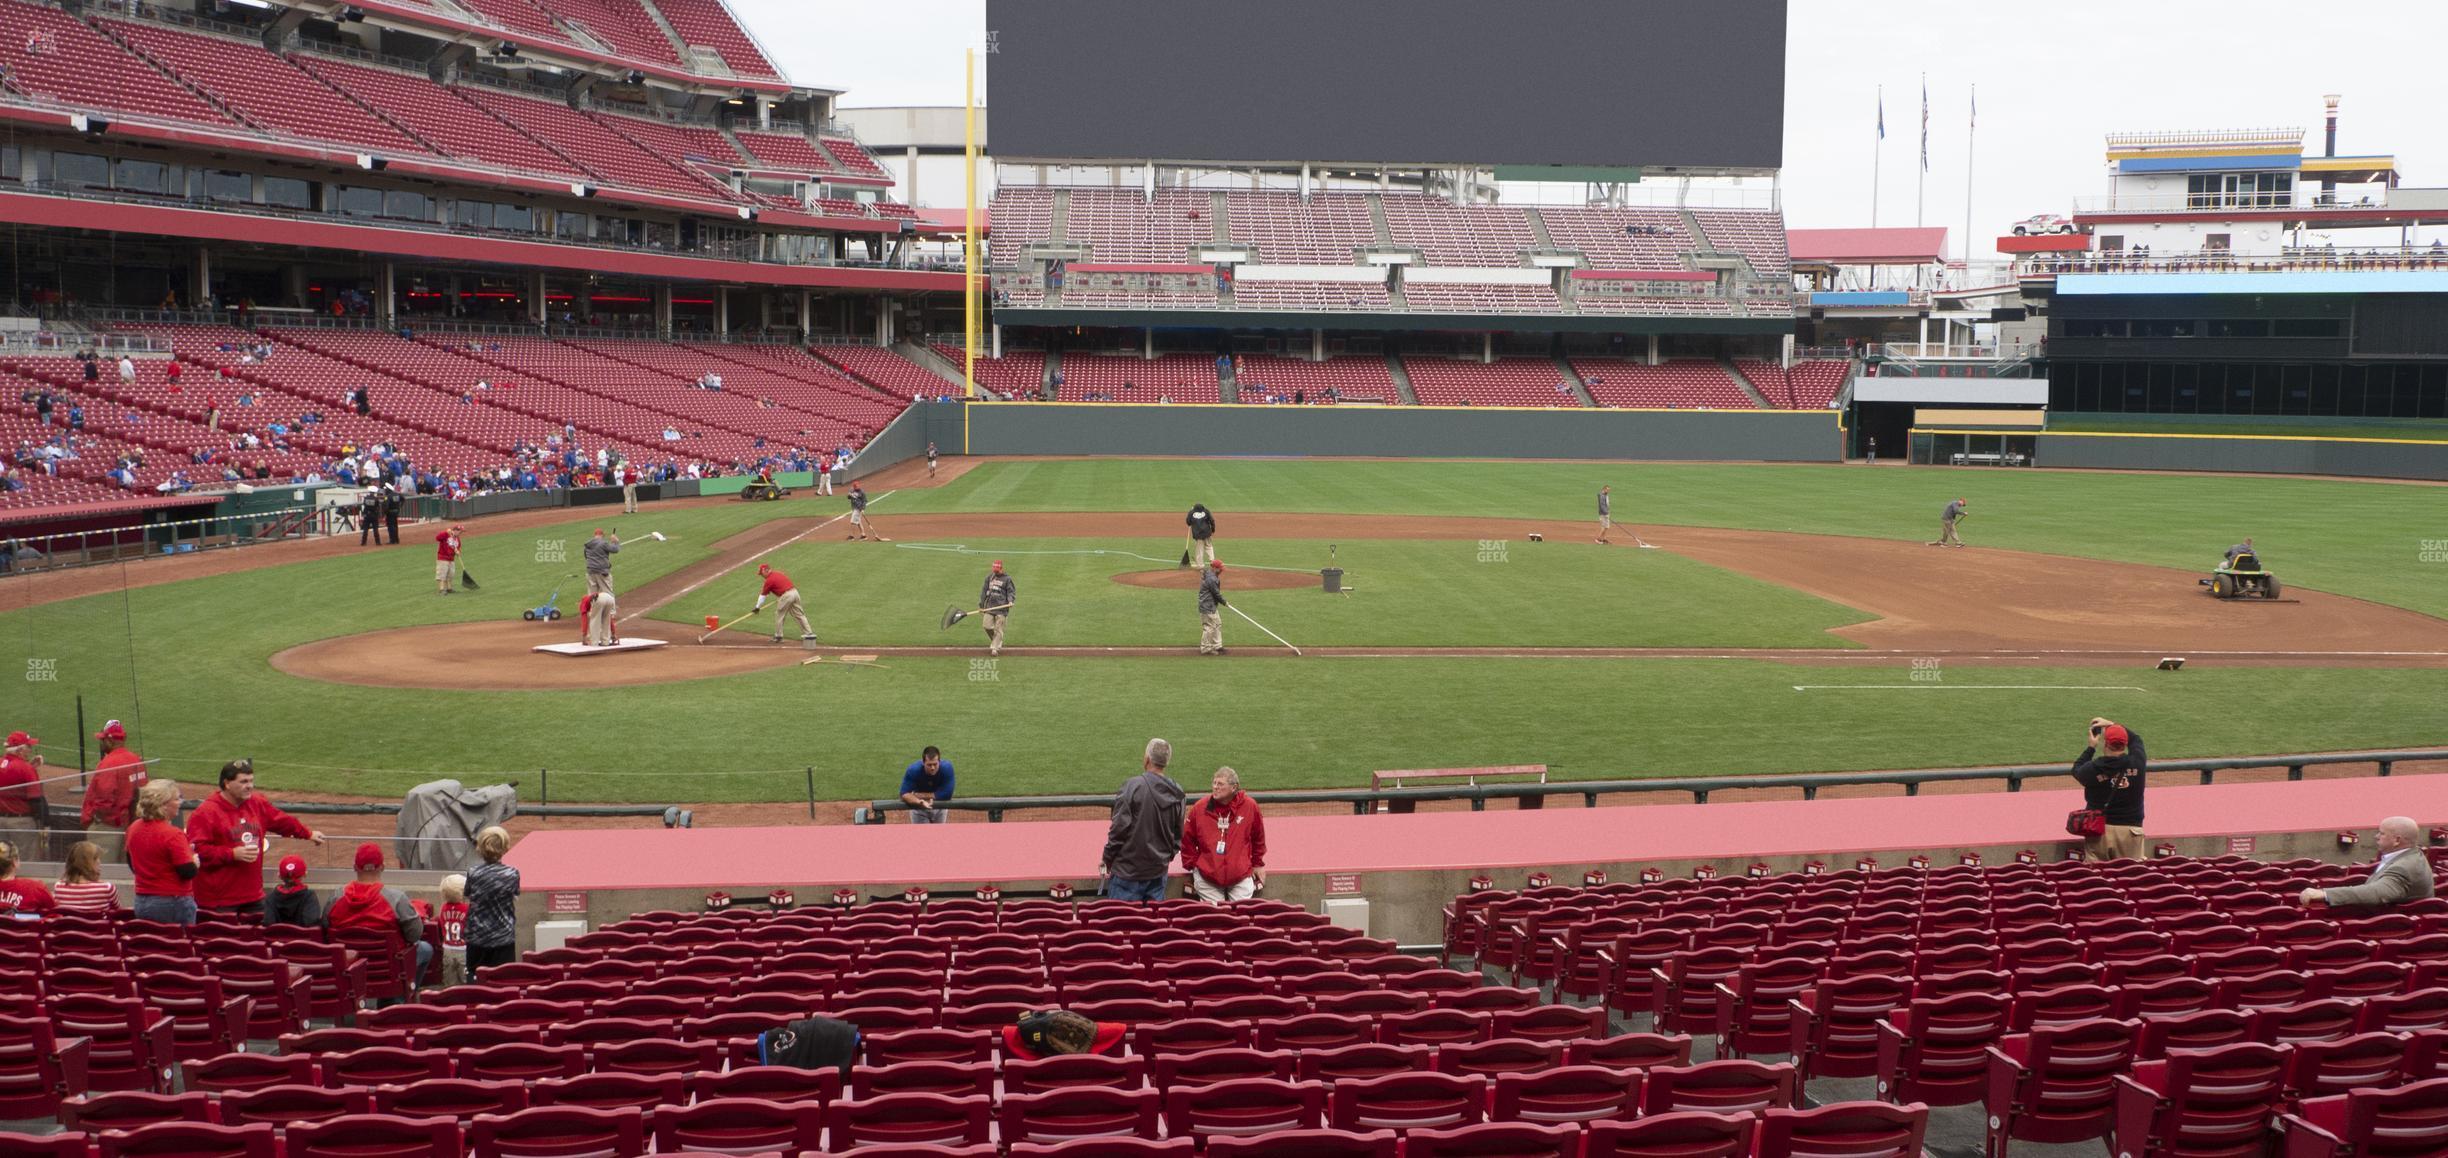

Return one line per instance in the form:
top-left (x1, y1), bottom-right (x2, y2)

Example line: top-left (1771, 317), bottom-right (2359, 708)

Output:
top-left (1311, 329), bottom-right (1324, 360)
top-left (283, 265), bottom-right (308, 308)
top-left (905, 146), bottom-right (921, 206)
top-left (375, 263), bottom-right (396, 328)
top-left (1917, 314), bottom-right (1929, 354)
top-left (759, 292), bottom-right (774, 333)
top-left (992, 322), bottom-right (1003, 359)
top-left (528, 270), bottom-right (547, 325)
top-left (1481, 333), bottom-right (1493, 364)
top-left (1645, 334), bottom-right (1659, 366)
top-left (1144, 328), bottom-right (1154, 358)
top-left (190, 247), bottom-right (212, 309)
top-left (653, 284), bottom-right (673, 336)
top-left (714, 288), bottom-right (729, 336)
top-left (798, 289), bottom-right (812, 342)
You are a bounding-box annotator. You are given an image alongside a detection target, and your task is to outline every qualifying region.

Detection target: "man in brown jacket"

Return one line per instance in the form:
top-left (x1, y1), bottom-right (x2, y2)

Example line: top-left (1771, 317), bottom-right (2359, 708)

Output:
top-left (2301, 816), bottom-right (2434, 909)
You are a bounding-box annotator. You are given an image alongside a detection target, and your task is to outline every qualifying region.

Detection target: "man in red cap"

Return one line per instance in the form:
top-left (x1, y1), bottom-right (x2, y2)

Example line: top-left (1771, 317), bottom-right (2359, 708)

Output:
top-left (2071, 716), bottom-right (2147, 860)
top-left (435, 523), bottom-right (464, 593)
top-left (0, 730), bottom-right (46, 848)
top-left (979, 560), bottom-right (1015, 657)
top-left (187, 759), bottom-right (324, 918)
top-left (1197, 559), bottom-right (1228, 655)
top-left (754, 562), bottom-right (815, 642)
top-left (82, 720), bottom-right (147, 859)
top-left (325, 841), bottom-right (430, 993)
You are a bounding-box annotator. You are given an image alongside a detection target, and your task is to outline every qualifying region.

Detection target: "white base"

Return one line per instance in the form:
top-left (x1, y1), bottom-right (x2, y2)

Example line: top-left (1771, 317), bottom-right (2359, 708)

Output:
top-left (533, 638), bottom-right (671, 657)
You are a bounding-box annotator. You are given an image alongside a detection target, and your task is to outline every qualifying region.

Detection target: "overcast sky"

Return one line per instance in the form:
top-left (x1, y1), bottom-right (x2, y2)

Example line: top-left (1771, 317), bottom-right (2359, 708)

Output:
top-left (734, 0), bottom-right (2446, 259)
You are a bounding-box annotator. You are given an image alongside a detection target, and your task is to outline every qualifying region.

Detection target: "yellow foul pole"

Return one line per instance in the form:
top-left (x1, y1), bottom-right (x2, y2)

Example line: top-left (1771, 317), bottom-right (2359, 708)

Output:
top-left (962, 48), bottom-right (979, 398)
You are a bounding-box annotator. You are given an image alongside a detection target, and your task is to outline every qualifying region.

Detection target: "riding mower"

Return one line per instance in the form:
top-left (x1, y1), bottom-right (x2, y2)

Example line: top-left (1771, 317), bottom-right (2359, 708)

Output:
top-left (2202, 551), bottom-right (2282, 599)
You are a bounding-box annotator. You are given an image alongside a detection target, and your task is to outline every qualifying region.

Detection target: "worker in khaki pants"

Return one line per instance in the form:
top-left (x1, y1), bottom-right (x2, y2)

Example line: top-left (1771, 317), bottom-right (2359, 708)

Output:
top-left (1197, 560), bottom-right (1228, 655)
top-left (980, 561), bottom-right (1015, 657)
top-left (755, 563), bottom-right (816, 642)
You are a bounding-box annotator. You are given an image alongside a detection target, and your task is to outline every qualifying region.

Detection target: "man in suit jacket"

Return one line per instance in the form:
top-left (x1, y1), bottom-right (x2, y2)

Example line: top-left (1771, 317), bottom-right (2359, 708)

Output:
top-left (2302, 816), bottom-right (2434, 908)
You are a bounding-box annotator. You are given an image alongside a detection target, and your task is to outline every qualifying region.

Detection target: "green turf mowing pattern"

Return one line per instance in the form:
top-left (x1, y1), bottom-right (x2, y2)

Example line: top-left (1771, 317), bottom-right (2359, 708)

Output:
top-left (0, 461), bottom-right (2441, 800)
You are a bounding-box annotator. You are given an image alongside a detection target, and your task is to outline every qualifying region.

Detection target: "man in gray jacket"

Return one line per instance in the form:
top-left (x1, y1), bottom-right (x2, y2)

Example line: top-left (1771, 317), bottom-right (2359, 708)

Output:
top-left (1101, 738), bottom-right (1186, 902)
top-left (2301, 816), bottom-right (2435, 909)
top-left (583, 528), bottom-right (620, 595)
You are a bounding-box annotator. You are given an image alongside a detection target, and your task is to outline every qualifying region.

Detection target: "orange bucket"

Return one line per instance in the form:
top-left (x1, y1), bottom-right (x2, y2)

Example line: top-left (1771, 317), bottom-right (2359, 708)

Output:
top-left (705, 615), bottom-right (721, 631)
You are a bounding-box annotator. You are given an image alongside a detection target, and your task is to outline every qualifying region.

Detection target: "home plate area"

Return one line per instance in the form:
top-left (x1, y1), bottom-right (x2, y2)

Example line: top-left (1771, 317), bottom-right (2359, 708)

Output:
top-left (532, 638), bottom-right (672, 657)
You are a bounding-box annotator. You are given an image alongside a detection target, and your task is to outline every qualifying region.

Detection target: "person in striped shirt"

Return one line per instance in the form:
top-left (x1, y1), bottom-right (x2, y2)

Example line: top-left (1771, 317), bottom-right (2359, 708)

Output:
top-left (53, 841), bottom-right (119, 914)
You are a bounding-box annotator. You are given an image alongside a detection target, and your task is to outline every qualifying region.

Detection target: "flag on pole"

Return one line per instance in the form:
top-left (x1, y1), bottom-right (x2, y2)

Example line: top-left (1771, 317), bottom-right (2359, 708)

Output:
top-left (1970, 84), bottom-right (1977, 129)
top-left (1919, 78), bottom-right (1930, 171)
top-left (1877, 89), bottom-right (1885, 140)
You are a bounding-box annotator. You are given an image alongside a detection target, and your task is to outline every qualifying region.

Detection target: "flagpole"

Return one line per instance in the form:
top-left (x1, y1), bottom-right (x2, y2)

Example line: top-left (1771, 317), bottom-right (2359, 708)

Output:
top-left (1872, 85), bottom-right (1883, 229)
top-left (1964, 83), bottom-right (1977, 267)
top-left (1915, 73), bottom-right (1927, 228)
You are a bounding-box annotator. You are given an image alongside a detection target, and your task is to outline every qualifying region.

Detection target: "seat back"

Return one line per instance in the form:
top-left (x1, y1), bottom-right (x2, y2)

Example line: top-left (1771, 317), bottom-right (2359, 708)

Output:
top-left (822, 1091), bottom-right (995, 1149)
top-left (1204, 1128), bottom-right (1395, 1157)
top-left (465, 1104), bottom-right (647, 1158)
top-left (2289, 1033), bottom-right (2418, 1100)
top-left (1490, 1064), bottom-right (1643, 1124)
top-left (650, 1096), bottom-right (826, 1154)
top-left (1161, 1077), bottom-right (1327, 1139)
top-left (1639, 1060), bottom-right (1798, 1116)
top-left (1584, 1110), bottom-right (1759, 1158)
top-left (1327, 1071), bottom-right (1487, 1133)
top-left (94, 1121), bottom-right (278, 1158)
top-left (1401, 1120), bottom-right (1581, 1158)
top-left (1756, 1102), bottom-right (1931, 1158)
top-left (995, 1086), bottom-right (1164, 1147)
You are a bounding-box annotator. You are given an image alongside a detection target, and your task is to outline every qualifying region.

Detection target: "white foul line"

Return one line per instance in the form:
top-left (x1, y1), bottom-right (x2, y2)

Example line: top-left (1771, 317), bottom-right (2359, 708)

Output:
top-left (1793, 684), bottom-right (2149, 692)
top-left (622, 490), bottom-right (891, 623)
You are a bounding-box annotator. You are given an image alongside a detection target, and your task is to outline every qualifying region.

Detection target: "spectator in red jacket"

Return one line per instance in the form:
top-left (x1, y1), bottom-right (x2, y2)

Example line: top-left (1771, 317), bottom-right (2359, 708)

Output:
top-left (325, 841), bottom-right (431, 992)
top-left (82, 719), bottom-right (146, 859)
top-left (128, 780), bottom-right (199, 925)
top-left (186, 759), bottom-right (323, 918)
top-left (0, 730), bottom-right (47, 848)
top-left (0, 838), bottom-right (54, 915)
top-left (1181, 766), bottom-right (1267, 903)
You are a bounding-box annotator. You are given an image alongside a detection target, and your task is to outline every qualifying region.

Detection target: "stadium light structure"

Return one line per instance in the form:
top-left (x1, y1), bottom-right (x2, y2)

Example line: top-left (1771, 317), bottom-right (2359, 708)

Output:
top-left (625, 69), bottom-right (646, 85)
top-left (494, 42), bottom-right (520, 59)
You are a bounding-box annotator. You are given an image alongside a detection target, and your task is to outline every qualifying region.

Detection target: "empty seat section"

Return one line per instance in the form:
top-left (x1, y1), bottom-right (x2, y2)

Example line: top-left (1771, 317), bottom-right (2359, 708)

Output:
top-left (1574, 360), bottom-right (1756, 409)
top-left (1690, 210), bottom-right (1793, 279)
top-left (653, 0), bottom-right (782, 79)
top-left (1537, 207), bottom-right (1696, 271)
top-left (1056, 353), bottom-right (1219, 403)
top-left (1734, 360), bottom-right (1847, 409)
top-left (461, 87), bottom-right (730, 200)
top-left (99, 19), bottom-right (427, 154)
top-left (1381, 195), bottom-right (1534, 266)
top-left (933, 347), bottom-right (1043, 398)
top-left (292, 56), bottom-right (580, 178)
top-left (1400, 284), bottom-right (1561, 314)
top-left (1401, 358), bottom-right (1580, 407)
top-left (811, 347), bottom-right (955, 400)
top-left (594, 112), bottom-right (741, 176)
top-left (818, 138), bottom-right (893, 182)
top-left (1228, 282), bottom-right (1391, 312)
top-left (736, 130), bottom-right (836, 173)
top-left (534, 0), bottom-right (681, 67)
top-left (1231, 356), bottom-right (1395, 403)
top-left (1224, 192), bottom-right (1374, 264)
top-left (1065, 190), bottom-right (1210, 264)
top-left (0, 1), bottom-right (233, 125)
top-left (989, 189), bottom-right (1057, 258)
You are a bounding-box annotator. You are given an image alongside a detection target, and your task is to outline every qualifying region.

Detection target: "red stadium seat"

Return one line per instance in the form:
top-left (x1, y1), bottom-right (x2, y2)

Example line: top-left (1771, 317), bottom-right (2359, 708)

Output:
top-left (2287, 1033), bottom-right (2416, 1099)
top-left (1639, 1060), bottom-right (1799, 1116)
top-left (1980, 1018), bottom-right (2144, 1158)
top-left (996, 1086), bottom-right (1165, 1147)
top-left (650, 1096), bottom-right (826, 1154)
top-left (95, 1121), bottom-right (277, 1158)
top-left (1400, 1121), bottom-right (1581, 1158)
top-left (1755, 1102), bottom-right (1930, 1158)
top-left (1875, 990), bottom-right (2013, 1106)
top-left (1326, 1071), bottom-right (1486, 1133)
top-left (466, 1104), bottom-right (647, 1158)
top-left (1584, 1111), bottom-right (1759, 1158)
top-left (59, 1089), bottom-right (214, 1132)
top-left (1203, 1129), bottom-right (1396, 1157)
top-left (372, 1077), bottom-right (529, 1119)
top-left (2109, 1043), bottom-right (2291, 1158)
top-left (0, 1014), bottom-right (92, 1118)
top-left (1151, 1048), bottom-right (1295, 1091)
top-left (1489, 1064), bottom-right (1643, 1124)
top-left (1433, 1039), bottom-right (1563, 1079)
top-left (2277, 1077), bottom-right (2448, 1158)
top-left (823, 1092), bottom-right (996, 1149)
top-left (1002, 1053), bottom-right (1149, 1094)
top-left (180, 1050), bottom-right (315, 1094)
top-left (216, 1082), bottom-right (370, 1127)
top-left (1161, 1077), bottom-right (1327, 1139)
top-left (284, 1113), bottom-right (462, 1158)
top-left (1568, 1032), bottom-right (1694, 1073)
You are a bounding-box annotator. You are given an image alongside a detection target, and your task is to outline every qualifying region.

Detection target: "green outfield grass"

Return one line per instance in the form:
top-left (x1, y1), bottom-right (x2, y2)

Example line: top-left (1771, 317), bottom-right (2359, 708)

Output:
top-left (0, 459), bottom-right (2440, 802)
top-left (895, 460), bottom-right (2448, 618)
top-left (652, 537), bottom-right (1870, 649)
top-left (2046, 415), bottom-right (2448, 443)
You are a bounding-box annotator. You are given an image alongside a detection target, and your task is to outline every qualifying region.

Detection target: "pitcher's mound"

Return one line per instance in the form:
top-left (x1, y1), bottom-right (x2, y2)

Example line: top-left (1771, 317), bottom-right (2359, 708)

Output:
top-left (1111, 568), bottom-right (1318, 591)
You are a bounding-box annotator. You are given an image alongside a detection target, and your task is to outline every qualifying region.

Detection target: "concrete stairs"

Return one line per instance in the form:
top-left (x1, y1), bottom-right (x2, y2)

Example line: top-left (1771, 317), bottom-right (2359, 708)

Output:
top-left (1041, 348), bottom-right (1060, 400)
top-left (1524, 207), bottom-right (1557, 250)
top-left (1721, 357), bottom-right (1773, 408)
top-left (1385, 352), bottom-right (1418, 404)
top-left (1551, 353), bottom-right (1597, 407)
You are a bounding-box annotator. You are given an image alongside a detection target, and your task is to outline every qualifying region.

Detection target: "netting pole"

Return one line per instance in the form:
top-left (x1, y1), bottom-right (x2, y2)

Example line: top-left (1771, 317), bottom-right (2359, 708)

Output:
top-left (806, 766), bottom-right (816, 819)
top-left (540, 768), bottom-right (549, 816)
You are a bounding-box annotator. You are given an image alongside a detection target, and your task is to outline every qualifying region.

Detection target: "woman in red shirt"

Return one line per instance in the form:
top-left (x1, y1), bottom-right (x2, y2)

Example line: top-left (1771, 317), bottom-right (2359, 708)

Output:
top-left (126, 779), bottom-right (199, 925)
top-left (0, 839), bottom-right (53, 915)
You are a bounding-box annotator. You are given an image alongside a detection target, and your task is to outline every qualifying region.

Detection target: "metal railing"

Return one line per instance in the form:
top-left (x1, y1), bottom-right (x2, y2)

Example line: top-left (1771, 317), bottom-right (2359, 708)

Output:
top-left (2024, 248), bottom-right (2448, 276)
top-left (0, 504), bottom-right (326, 565)
top-left (861, 749), bottom-right (2442, 822)
top-left (2072, 191), bottom-right (2392, 216)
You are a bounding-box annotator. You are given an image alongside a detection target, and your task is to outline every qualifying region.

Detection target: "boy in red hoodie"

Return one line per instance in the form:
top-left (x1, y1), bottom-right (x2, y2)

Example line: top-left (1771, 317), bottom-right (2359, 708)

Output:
top-left (186, 760), bottom-right (323, 918)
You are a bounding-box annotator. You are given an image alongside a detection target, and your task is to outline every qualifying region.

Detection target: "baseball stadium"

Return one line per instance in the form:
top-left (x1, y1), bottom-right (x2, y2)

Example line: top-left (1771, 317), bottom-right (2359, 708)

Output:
top-left (0, 0), bottom-right (2446, 1154)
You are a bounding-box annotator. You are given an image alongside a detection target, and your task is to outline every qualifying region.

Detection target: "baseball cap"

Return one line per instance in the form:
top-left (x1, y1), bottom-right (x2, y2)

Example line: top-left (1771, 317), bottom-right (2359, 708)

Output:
top-left (757, 563), bottom-right (771, 575)
top-left (992, 560), bottom-right (1003, 571)
top-left (2099, 723), bottom-right (2130, 748)
top-left (95, 721), bottom-right (125, 741)
top-left (1209, 560), bottom-right (1224, 571)
top-left (3, 731), bottom-right (35, 748)
top-left (278, 855), bottom-right (307, 883)
top-left (352, 842), bottom-right (385, 872)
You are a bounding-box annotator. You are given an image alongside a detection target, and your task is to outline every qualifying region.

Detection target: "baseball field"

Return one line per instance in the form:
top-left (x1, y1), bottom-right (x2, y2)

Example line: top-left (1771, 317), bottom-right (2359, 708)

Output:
top-left (3, 456), bottom-right (2445, 805)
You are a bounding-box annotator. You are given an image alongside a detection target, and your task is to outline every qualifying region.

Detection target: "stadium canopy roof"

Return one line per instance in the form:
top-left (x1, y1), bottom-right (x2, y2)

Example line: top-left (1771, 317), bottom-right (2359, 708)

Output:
top-left (1788, 227), bottom-right (1949, 266)
top-left (915, 207), bottom-right (990, 237)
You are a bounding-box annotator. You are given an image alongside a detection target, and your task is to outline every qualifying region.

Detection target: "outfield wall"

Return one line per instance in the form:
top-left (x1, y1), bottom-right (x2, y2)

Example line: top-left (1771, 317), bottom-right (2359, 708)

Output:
top-left (2036, 431), bottom-right (2448, 481)
top-left (893, 401), bottom-right (1841, 462)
